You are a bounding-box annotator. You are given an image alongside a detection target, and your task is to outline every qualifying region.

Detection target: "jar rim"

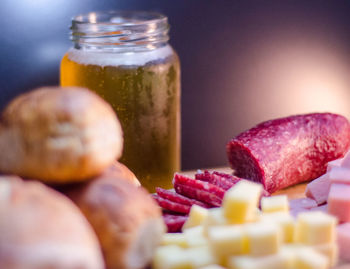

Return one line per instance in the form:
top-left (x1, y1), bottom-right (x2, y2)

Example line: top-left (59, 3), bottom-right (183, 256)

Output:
top-left (70, 10), bottom-right (170, 51)
top-left (72, 10), bottom-right (167, 26)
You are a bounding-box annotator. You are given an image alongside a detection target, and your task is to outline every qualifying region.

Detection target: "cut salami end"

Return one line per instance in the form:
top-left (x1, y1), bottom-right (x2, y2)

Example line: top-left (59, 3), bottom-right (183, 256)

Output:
top-left (163, 214), bottom-right (188, 233)
top-left (227, 113), bottom-right (350, 193)
top-left (155, 187), bottom-right (210, 208)
top-left (173, 173), bottom-right (225, 198)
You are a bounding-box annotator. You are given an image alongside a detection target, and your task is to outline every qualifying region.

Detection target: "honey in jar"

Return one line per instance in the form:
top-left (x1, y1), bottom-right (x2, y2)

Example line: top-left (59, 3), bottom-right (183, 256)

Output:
top-left (60, 11), bottom-right (180, 191)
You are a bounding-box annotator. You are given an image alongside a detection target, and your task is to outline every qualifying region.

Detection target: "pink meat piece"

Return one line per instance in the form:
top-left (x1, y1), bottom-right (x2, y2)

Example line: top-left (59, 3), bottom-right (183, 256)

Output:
top-left (337, 223), bottom-right (350, 262)
top-left (309, 204), bottom-right (328, 213)
top-left (163, 214), bottom-right (188, 233)
top-left (327, 158), bottom-right (343, 172)
top-left (289, 198), bottom-right (317, 210)
top-left (340, 150), bottom-right (350, 168)
top-left (305, 174), bottom-right (331, 205)
top-left (328, 183), bottom-right (350, 223)
top-left (328, 166), bottom-right (350, 185)
top-left (226, 113), bottom-right (350, 193)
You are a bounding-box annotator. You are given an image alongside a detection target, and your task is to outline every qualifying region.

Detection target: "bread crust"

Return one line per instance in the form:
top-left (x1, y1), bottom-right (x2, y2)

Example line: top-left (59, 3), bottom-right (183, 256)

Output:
top-left (0, 175), bottom-right (104, 269)
top-left (100, 162), bottom-right (141, 186)
top-left (67, 175), bottom-right (165, 269)
top-left (0, 87), bottom-right (123, 183)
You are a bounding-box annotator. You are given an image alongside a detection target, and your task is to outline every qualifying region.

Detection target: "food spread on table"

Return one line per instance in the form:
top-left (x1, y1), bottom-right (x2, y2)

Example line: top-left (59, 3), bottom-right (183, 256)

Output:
top-left (1, 86), bottom-right (350, 268)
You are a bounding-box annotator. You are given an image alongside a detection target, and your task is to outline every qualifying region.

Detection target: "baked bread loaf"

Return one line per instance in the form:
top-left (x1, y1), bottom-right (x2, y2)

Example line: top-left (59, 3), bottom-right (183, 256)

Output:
top-left (67, 175), bottom-right (165, 269)
top-left (0, 86), bottom-right (123, 183)
top-left (0, 175), bottom-right (104, 269)
top-left (101, 161), bottom-right (141, 186)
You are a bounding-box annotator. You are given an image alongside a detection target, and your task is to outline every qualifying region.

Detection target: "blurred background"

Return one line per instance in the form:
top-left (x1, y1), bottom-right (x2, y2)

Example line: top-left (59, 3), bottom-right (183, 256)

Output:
top-left (2, 0), bottom-right (350, 170)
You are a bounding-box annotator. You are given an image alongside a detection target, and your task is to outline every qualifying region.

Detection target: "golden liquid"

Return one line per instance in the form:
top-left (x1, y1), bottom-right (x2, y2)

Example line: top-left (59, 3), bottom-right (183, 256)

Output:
top-left (60, 51), bottom-right (180, 191)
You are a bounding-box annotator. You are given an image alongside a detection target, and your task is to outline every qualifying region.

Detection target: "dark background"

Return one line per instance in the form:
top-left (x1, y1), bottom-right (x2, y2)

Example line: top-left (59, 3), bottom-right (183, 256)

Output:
top-left (2, 0), bottom-right (350, 170)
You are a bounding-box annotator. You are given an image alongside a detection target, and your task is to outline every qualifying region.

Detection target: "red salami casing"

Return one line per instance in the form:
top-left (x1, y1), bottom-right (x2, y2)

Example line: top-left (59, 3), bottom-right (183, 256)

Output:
top-left (226, 113), bottom-right (350, 193)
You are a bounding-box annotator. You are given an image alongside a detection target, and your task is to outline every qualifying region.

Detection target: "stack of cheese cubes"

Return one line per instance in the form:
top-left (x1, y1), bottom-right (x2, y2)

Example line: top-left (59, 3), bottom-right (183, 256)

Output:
top-left (153, 180), bottom-right (339, 269)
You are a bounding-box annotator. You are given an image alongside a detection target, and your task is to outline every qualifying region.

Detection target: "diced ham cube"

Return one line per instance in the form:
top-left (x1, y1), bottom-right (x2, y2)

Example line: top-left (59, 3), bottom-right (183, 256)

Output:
top-left (310, 204), bottom-right (328, 213)
top-left (340, 150), bottom-right (350, 168)
top-left (328, 166), bottom-right (350, 185)
top-left (305, 174), bottom-right (331, 205)
top-left (337, 223), bottom-right (350, 261)
top-left (290, 207), bottom-right (310, 218)
top-left (289, 198), bottom-right (317, 210)
top-left (327, 158), bottom-right (343, 172)
top-left (328, 183), bottom-right (350, 223)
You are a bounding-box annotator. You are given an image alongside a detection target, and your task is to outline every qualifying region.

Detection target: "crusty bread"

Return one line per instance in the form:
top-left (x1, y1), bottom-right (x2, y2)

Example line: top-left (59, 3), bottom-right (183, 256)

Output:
top-left (101, 161), bottom-right (141, 186)
top-left (67, 175), bottom-right (165, 269)
top-left (0, 86), bottom-right (123, 183)
top-left (0, 175), bottom-right (104, 269)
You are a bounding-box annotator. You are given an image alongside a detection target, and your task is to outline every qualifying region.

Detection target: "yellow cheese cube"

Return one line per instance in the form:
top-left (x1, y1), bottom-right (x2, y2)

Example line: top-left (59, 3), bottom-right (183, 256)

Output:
top-left (223, 180), bottom-right (263, 224)
top-left (262, 212), bottom-right (295, 243)
top-left (161, 233), bottom-right (188, 248)
top-left (208, 225), bottom-right (247, 264)
top-left (184, 226), bottom-right (208, 247)
top-left (203, 208), bottom-right (227, 235)
top-left (245, 222), bottom-right (281, 256)
top-left (294, 211), bottom-right (337, 245)
top-left (186, 246), bottom-right (217, 268)
top-left (261, 195), bottom-right (289, 213)
top-left (314, 244), bottom-right (339, 268)
top-left (293, 247), bottom-right (328, 269)
top-left (183, 205), bottom-right (209, 230)
top-left (152, 245), bottom-right (191, 269)
top-left (227, 251), bottom-right (293, 269)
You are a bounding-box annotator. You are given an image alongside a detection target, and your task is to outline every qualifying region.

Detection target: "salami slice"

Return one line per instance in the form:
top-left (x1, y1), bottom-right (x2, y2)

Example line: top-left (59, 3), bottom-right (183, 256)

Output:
top-left (173, 174), bottom-right (225, 207)
top-left (152, 194), bottom-right (191, 214)
top-left (227, 113), bottom-right (350, 193)
top-left (195, 170), bottom-right (241, 190)
top-left (156, 187), bottom-right (211, 208)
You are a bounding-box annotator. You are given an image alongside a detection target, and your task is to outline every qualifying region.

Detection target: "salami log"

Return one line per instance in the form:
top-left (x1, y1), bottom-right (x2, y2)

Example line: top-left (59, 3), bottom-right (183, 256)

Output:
top-left (226, 113), bottom-right (350, 193)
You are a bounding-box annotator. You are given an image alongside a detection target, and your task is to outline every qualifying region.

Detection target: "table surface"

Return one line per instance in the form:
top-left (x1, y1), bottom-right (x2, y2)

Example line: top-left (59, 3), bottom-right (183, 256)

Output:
top-left (183, 167), bottom-right (350, 269)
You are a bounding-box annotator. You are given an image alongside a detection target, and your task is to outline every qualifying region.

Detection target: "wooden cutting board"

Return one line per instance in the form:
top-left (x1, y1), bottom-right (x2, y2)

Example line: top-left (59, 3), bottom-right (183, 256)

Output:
top-left (183, 167), bottom-right (350, 268)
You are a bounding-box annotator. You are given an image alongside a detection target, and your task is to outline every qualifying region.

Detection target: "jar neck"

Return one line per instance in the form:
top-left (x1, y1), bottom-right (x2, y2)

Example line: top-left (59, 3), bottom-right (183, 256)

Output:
top-left (70, 11), bottom-right (170, 52)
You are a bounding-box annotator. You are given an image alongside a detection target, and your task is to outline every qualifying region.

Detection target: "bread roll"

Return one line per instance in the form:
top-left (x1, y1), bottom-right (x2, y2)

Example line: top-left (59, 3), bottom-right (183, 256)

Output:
top-left (0, 175), bottom-right (104, 269)
top-left (0, 86), bottom-right (123, 183)
top-left (67, 175), bottom-right (165, 269)
top-left (101, 162), bottom-right (141, 186)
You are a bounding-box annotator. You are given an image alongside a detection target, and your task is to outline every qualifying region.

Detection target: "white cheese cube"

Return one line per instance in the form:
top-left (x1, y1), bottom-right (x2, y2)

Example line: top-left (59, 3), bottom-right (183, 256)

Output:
top-left (313, 244), bottom-right (339, 268)
top-left (184, 226), bottom-right (208, 247)
top-left (198, 265), bottom-right (226, 269)
top-left (227, 251), bottom-right (293, 269)
top-left (293, 247), bottom-right (329, 269)
top-left (161, 233), bottom-right (188, 248)
top-left (261, 212), bottom-right (295, 243)
top-left (261, 195), bottom-right (289, 213)
top-left (245, 222), bottom-right (281, 256)
top-left (223, 180), bottom-right (263, 224)
top-left (203, 208), bottom-right (227, 236)
top-left (186, 246), bottom-right (217, 268)
top-left (294, 211), bottom-right (337, 245)
top-left (152, 245), bottom-right (191, 269)
top-left (208, 225), bottom-right (247, 264)
top-left (183, 205), bottom-right (209, 230)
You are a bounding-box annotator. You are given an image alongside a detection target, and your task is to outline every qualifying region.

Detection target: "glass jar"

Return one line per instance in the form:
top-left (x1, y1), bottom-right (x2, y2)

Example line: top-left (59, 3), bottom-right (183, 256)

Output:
top-left (60, 11), bottom-right (180, 192)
